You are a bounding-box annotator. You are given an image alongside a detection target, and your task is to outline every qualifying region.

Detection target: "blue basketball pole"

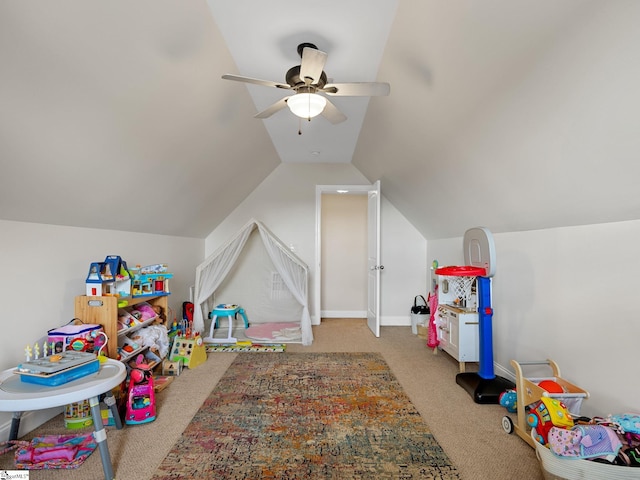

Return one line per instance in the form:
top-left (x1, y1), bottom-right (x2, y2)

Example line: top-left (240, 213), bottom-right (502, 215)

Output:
top-left (477, 275), bottom-right (495, 379)
top-left (455, 274), bottom-right (514, 403)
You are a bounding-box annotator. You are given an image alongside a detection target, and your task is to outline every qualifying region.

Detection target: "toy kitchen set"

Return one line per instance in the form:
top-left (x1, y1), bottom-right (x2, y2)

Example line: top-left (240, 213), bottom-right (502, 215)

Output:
top-left (433, 227), bottom-right (496, 374)
top-left (435, 268), bottom-right (480, 373)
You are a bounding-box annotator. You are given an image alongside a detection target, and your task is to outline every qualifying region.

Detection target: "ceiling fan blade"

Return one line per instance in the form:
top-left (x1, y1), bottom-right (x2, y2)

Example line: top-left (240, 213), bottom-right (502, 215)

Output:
top-left (322, 82), bottom-right (390, 97)
top-left (299, 47), bottom-right (327, 85)
top-left (254, 97), bottom-right (290, 119)
top-left (321, 98), bottom-right (347, 124)
top-left (222, 74), bottom-right (291, 90)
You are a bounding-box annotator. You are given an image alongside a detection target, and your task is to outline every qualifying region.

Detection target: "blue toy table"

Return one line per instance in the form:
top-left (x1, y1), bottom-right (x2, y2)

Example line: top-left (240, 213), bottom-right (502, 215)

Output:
top-left (203, 304), bottom-right (249, 344)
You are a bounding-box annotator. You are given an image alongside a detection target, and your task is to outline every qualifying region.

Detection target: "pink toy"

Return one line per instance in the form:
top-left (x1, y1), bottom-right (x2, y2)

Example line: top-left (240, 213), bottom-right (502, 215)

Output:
top-left (125, 363), bottom-right (156, 425)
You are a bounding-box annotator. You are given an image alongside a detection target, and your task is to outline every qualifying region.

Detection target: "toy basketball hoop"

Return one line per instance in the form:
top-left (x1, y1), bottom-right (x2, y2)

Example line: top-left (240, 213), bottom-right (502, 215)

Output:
top-left (435, 265), bottom-right (486, 308)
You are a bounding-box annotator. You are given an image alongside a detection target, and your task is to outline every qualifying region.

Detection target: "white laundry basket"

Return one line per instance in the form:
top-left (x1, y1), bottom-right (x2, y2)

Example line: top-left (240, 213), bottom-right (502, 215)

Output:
top-left (533, 429), bottom-right (640, 480)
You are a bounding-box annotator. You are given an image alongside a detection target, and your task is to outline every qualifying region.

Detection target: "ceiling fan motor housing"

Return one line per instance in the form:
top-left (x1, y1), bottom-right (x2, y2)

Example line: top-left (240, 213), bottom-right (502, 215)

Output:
top-left (296, 42), bottom-right (317, 57)
top-left (286, 65), bottom-right (328, 91)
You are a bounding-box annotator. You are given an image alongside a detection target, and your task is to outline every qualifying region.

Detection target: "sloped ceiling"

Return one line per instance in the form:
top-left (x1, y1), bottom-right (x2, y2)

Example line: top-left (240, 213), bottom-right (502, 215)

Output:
top-left (1, 0), bottom-right (638, 240)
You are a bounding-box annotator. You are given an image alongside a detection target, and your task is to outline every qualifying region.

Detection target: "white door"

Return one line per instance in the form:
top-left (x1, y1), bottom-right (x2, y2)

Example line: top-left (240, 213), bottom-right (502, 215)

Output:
top-left (367, 181), bottom-right (381, 337)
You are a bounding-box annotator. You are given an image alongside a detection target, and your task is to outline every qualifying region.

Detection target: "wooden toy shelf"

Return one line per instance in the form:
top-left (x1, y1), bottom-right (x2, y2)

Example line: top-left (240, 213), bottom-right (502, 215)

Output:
top-left (74, 294), bottom-right (169, 360)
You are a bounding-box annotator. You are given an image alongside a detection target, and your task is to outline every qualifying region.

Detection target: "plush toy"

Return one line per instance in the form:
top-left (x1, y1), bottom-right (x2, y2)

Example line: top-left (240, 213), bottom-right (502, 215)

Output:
top-left (499, 389), bottom-right (517, 413)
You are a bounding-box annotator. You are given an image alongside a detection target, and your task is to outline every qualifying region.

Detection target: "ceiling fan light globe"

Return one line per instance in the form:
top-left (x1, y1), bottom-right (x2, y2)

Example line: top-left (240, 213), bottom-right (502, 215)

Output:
top-left (287, 93), bottom-right (326, 119)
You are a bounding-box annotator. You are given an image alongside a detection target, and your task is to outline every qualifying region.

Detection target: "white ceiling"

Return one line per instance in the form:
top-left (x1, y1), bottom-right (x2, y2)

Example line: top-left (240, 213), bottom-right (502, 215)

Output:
top-left (1, 0), bottom-right (639, 240)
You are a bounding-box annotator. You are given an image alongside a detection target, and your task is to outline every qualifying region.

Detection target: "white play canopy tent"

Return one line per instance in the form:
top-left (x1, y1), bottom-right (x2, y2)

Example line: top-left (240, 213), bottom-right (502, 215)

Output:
top-left (193, 219), bottom-right (313, 345)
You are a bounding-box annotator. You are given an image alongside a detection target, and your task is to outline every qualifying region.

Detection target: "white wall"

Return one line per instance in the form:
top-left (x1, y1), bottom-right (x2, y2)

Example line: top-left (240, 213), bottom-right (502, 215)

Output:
top-left (205, 162), bottom-right (427, 325)
top-left (428, 220), bottom-right (640, 416)
top-left (0, 219), bottom-right (203, 435)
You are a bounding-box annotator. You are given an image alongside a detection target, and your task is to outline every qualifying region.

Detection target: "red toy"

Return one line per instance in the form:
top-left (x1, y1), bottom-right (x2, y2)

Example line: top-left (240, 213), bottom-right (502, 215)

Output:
top-left (527, 397), bottom-right (574, 445)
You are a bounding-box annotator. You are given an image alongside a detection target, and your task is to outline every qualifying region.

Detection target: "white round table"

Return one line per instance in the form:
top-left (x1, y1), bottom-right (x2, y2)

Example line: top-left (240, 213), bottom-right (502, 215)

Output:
top-left (0, 359), bottom-right (126, 479)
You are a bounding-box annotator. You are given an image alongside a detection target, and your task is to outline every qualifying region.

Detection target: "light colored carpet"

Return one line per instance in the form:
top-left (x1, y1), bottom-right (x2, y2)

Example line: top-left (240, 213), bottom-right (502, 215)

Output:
top-left (0, 319), bottom-right (542, 479)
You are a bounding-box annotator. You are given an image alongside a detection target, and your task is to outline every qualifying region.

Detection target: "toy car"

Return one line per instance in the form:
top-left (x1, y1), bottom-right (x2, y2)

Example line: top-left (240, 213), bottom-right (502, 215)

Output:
top-left (125, 367), bottom-right (156, 425)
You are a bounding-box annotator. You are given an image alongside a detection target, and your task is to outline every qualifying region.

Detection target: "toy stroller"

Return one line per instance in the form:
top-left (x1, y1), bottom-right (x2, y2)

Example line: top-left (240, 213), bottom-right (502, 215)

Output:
top-left (501, 359), bottom-right (589, 448)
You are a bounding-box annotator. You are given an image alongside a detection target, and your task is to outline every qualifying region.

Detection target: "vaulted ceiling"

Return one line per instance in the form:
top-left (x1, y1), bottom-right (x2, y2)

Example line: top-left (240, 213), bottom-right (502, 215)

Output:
top-left (1, 0), bottom-right (638, 239)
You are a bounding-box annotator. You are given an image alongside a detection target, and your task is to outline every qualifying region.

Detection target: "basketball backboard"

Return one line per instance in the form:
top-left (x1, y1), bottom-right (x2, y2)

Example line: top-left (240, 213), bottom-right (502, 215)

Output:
top-left (463, 227), bottom-right (496, 277)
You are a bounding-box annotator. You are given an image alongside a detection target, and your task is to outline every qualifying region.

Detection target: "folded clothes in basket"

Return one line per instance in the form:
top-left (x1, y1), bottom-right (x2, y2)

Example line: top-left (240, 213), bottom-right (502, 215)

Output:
top-left (549, 425), bottom-right (622, 462)
top-left (610, 413), bottom-right (640, 435)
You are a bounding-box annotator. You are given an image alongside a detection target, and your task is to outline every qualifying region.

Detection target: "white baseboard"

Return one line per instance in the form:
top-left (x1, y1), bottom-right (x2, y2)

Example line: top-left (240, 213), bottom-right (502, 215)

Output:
top-left (317, 313), bottom-right (411, 327)
top-left (320, 310), bottom-right (367, 319)
top-left (0, 407), bottom-right (63, 441)
top-left (380, 315), bottom-right (411, 326)
top-left (494, 361), bottom-right (515, 383)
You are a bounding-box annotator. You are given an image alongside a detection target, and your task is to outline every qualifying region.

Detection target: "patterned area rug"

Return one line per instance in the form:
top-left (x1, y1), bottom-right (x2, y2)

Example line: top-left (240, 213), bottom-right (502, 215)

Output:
top-left (151, 352), bottom-right (460, 479)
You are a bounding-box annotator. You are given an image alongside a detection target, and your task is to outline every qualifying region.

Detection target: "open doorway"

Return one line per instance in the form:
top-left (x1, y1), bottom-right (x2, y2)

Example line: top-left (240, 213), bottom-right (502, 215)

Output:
top-left (315, 182), bottom-right (381, 336)
top-left (320, 193), bottom-right (367, 318)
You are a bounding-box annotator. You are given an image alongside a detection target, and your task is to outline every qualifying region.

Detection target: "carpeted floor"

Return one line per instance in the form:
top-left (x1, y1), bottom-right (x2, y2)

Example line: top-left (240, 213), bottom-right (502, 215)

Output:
top-left (151, 352), bottom-right (460, 479)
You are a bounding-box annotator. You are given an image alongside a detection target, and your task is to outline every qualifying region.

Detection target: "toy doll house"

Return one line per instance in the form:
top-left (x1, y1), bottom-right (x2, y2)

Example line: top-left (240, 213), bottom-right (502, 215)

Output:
top-left (85, 256), bottom-right (132, 297)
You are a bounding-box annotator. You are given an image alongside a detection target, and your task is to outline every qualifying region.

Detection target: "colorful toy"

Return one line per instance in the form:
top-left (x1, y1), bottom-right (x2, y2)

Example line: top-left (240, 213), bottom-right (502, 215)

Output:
top-left (161, 358), bottom-right (183, 376)
top-left (501, 359), bottom-right (589, 449)
top-left (125, 363), bottom-right (156, 425)
top-left (169, 336), bottom-right (206, 369)
top-left (499, 379), bottom-right (566, 415)
top-left (85, 255), bottom-right (132, 297)
top-left (499, 389), bottom-right (517, 413)
top-left (48, 323), bottom-right (104, 354)
top-left (129, 264), bottom-right (173, 297)
top-left (527, 397), bottom-right (574, 445)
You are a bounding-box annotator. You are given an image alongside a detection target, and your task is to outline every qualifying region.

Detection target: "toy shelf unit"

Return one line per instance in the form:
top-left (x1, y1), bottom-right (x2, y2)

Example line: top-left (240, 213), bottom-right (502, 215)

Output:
top-left (501, 359), bottom-right (589, 449)
top-left (74, 294), bottom-right (168, 361)
top-left (129, 264), bottom-right (173, 298)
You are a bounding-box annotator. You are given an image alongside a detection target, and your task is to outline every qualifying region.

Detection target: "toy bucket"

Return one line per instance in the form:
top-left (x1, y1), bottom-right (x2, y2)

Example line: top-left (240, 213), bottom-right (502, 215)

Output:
top-left (64, 400), bottom-right (93, 429)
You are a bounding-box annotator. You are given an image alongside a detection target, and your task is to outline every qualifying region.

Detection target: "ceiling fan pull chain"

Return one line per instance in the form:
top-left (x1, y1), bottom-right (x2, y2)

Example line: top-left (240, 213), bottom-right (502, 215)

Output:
top-left (298, 117), bottom-right (302, 136)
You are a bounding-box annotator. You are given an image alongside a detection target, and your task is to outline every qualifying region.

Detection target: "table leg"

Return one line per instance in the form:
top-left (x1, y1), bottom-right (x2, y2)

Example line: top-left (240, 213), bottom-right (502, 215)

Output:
top-left (102, 391), bottom-right (123, 430)
top-left (203, 315), bottom-right (218, 343)
top-left (89, 395), bottom-right (115, 480)
top-left (239, 308), bottom-right (249, 328)
top-left (226, 314), bottom-right (234, 341)
top-left (9, 411), bottom-right (22, 440)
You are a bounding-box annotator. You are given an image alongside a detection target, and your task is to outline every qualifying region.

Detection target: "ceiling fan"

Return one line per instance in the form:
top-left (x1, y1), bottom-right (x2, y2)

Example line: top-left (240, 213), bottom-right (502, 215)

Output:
top-left (222, 43), bottom-right (390, 124)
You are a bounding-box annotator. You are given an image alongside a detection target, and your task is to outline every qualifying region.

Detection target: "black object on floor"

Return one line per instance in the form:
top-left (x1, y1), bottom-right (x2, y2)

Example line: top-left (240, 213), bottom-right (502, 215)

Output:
top-left (456, 372), bottom-right (515, 404)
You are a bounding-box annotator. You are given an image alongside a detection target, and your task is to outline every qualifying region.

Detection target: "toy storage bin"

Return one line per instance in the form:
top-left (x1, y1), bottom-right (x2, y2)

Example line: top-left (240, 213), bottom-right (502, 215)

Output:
top-left (532, 429), bottom-right (640, 480)
top-left (48, 323), bottom-right (103, 353)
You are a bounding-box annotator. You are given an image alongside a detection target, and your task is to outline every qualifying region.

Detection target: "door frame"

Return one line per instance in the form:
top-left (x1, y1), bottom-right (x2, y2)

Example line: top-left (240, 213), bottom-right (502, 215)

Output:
top-left (314, 183), bottom-right (380, 326)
